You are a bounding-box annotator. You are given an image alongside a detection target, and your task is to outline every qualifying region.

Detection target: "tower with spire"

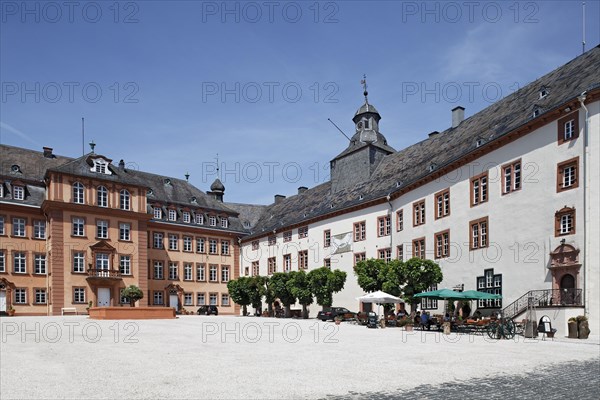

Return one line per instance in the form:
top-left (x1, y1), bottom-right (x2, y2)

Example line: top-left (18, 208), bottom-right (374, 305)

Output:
top-left (330, 76), bottom-right (395, 193)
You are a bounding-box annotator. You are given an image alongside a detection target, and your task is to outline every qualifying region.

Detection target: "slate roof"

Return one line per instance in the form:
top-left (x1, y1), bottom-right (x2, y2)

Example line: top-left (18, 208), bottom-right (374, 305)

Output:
top-left (244, 45), bottom-right (600, 239)
top-left (224, 202), bottom-right (268, 230)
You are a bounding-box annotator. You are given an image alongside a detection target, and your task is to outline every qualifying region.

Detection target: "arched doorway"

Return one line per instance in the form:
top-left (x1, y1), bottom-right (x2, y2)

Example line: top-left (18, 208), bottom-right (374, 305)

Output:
top-left (560, 274), bottom-right (575, 290)
top-left (560, 274), bottom-right (575, 305)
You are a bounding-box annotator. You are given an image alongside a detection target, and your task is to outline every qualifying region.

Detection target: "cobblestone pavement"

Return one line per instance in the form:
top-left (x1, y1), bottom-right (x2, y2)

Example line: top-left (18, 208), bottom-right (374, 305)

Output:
top-left (324, 358), bottom-right (600, 400)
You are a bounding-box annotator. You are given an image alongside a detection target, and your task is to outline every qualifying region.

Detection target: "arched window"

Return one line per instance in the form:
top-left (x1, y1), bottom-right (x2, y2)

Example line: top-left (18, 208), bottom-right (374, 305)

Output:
top-left (97, 186), bottom-right (108, 207)
top-left (119, 189), bottom-right (130, 211)
top-left (73, 182), bottom-right (85, 204)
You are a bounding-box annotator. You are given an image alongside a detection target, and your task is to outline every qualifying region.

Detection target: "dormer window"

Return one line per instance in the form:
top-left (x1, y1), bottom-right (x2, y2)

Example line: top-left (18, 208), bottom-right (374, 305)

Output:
top-left (168, 209), bottom-right (177, 221)
top-left (91, 159), bottom-right (112, 175)
top-left (183, 211), bottom-right (191, 223)
top-left (13, 185), bottom-right (24, 200)
top-left (0, 183), bottom-right (4, 198)
top-left (428, 164), bottom-right (437, 172)
top-left (539, 88), bottom-right (549, 99)
top-left (153, 207), bottom-right (162, 219)
top-left (209, 216), bottom-right (217, 226)
top-left (476, 138), bottom-right (484, 148)
top-left (11, 165), bottom-right (21, 173)
top-left (532, 108), bottom-right (541, 118)
top-left (221, 218), bottom-right (229, 228)
top-left (195, 214), bottom-right (204, 225)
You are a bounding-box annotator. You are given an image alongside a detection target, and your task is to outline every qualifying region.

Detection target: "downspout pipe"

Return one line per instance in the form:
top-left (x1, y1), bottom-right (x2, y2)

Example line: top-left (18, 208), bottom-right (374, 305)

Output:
top-left (578, 92), bottom-right (588, 317)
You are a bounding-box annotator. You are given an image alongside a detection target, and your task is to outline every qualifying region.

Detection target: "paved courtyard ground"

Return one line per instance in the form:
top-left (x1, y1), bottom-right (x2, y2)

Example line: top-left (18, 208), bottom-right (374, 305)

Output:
top-left (1, 315), bottom-right (598, 399)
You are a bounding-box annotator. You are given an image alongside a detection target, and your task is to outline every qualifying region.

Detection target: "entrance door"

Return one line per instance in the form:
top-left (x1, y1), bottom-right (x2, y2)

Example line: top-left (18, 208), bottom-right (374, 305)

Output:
top-left (97, 288), bottom-right (111, 307)
top-left (0, 291), bottom-right (6, 312)
top-left (170, 294), bottom-right (179, 311)
top-left (560, 274), bottom-right (576, 305)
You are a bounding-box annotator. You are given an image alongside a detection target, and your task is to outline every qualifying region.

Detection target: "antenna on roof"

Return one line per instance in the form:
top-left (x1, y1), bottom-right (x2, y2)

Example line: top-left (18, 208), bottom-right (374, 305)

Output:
top-left (328, 118), bottom-right (351, 142)
top-left (582, 2), bottom-right (586, 54)
top-left (81, 117), bottom-right (85, 156)
top-left (215, 153), bottom-right (220, 179)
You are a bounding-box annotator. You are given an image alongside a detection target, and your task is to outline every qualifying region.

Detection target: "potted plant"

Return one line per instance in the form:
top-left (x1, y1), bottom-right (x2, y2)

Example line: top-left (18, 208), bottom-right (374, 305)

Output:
top-left (7, 305), bottom-right (15, 316)
top-left (576, 315), bottom-right (590, 339)
top-left (398, 318), bottom-right (413, 332)
top-left (86, 300), bottom-right (93, 314)
top-left (567, 317), bottom-right (579, 338)
top-left (334, 315), bottom-right (343, 325)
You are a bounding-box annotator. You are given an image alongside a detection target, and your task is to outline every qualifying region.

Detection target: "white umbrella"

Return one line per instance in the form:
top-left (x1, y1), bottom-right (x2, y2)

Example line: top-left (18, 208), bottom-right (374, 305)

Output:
top-left (356, 290), bottom-right (403, 318)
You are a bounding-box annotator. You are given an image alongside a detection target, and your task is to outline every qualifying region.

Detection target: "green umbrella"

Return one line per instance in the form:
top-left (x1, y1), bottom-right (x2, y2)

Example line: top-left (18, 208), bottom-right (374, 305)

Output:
top-left (460, 290), bottom-right (502, 300)
top-left (414, 288), bottom-right (466, 300)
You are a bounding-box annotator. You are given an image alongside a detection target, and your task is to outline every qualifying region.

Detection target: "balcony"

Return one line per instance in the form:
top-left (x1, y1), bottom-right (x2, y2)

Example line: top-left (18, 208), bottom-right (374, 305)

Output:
top-left (86, 268), bottom-right (122, 284)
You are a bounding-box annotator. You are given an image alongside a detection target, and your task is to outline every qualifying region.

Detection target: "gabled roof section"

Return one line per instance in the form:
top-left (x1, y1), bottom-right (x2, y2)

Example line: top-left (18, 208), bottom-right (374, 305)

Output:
top-left (0, 144), bottom-right (72, 182)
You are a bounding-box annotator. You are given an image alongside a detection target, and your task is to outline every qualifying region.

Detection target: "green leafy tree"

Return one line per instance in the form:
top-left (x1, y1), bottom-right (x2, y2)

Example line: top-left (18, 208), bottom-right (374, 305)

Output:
top-left (400, 257), bottom-right (443, 311)
top-left (261, 275), bottom-right (277, 316)
top-left (270, 272), bottom-right (297, 317)
top-left (248, 276), bottom-right (264, 314)
top-left (354, 259), bottom-right (403, 312)
top-left (308, 267), bottom-right (347, 309)
top-left (287, 270), bottom-right (313, 319)
top-left (227, 277), bottom-right (252, 316)
top-left (121, 285), bottom-right (144, 307)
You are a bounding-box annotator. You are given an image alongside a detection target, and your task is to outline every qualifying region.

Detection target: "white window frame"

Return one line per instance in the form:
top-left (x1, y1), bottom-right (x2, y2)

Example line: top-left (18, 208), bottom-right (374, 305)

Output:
top-left (13, 217), bottom-right (26, 237)
top-left (73, 252), bottom-right (85, 273)
top-left (34, 254), bottom-right (46, 274)
top-left (33, 220), bottom-right (46, 239)
top-left (13, 185), bottom-right (24, 200)
top-left (119, 255), bottom-right (131, 275)
top-left (184, 263), bottom-right (193, 281)
top-left (196, 264), bottom-right (206, 281)
top-left (168, 209), bottom-right (177, 221)
top-left (154, 261), bottom-right (164, 279)
top-left (72, 217), bottom-right (85, 236)
top-left (119, 189), bottom-right (131, 210)
top-left (14, 252), bottom-right (26, 273)
top-left (97, 186), bottom-right (108, 207)
top-left (96, 220), bottom-right (109, 239)
top-left (119, 223), bottom-right (131, 241)
top-left (183, 211), bottom-right (191, 223)
top-left (73, 182), bottom-right (85, 204)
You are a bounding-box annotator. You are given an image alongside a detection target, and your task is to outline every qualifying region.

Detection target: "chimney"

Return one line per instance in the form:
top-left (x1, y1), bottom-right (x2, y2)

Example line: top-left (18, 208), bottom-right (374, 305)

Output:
top-left (274, 194), bottom-right (286, 204)
top-left (118, 159), bottom-right (125, 170)
top-left (298, 186), bottom-right (308, 194)
top-left (428, 131), bottom-right (439, 138)
top-left (452, 106), bottom-right (465, 128)
top-left (42, 147), bottom-right (54, 158)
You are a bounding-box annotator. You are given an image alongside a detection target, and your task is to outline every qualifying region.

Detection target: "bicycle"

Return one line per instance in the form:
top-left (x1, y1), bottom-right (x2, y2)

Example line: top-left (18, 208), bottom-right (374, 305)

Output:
top-left (486, 318), bottom-right (516, 340)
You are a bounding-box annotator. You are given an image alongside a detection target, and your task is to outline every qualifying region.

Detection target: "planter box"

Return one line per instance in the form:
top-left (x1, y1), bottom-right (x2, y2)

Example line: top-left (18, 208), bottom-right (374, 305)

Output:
top-left (88, 307), bottom-right (176, 320)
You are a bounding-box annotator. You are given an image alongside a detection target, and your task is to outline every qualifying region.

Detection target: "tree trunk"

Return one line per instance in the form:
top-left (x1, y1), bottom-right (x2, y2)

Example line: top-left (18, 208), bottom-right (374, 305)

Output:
top-left (268, 303), bottom-right (273, 317)
top-left (242, 305), bottom-right (247, 316)
top-left (302, 304), bottom-right (308, 319)
top-left (284, 305), bottom-right (291, 318)
top-left (130, 301), bottom-right (135, 307)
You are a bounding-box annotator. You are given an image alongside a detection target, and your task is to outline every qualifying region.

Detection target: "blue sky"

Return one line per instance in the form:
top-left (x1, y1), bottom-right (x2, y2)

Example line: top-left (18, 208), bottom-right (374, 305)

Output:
top-left (1, 1), bottom-right (599, 204)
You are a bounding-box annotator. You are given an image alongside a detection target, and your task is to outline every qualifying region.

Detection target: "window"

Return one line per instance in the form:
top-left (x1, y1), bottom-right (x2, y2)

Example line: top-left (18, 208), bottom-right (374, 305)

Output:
top-left (153, 207), bottom-right (162, 219)
top-left (557, 157), bottom-right (579, 192)
top-left (196, 237), bottom-right (206, 253)
top-left (73, 287), bottom-right (86, 303)
top-left (283, 231), bottom-right (292, 242)
top-left (168, 209), bottom-right (177, 221)
top-left (196, 264), bottom-right (206, 281)
top-left (252, 261), bottom-right (259, 275)
top-left (221, 240), bottom-right (230, 255)
top-left (73, 252), bottom-right (85, 273)
top-left (299, 250), bottom-right (308, 270)
top-left (412, 238), bottom-right (425, 259)
top-left (558, 113), bottom-right (579, 144)
top-left (435, 230), bottom-right (450, 259)
top-left (209, 239), bottom-right (218, 254)
top-left (502, 160), bottom-right (521, 194)
top-left (153, 291), bottom-right (164, 305)
top-left (0, 216), bottom-right (4, 235)
top-left (183, 212), bottom-right (191, 223)
top-left (168, 262), bottom-right (178, 280)
top-left (197, 293), bottom-right (206, 305)
top-left (35, 288), bottom-right (47, 304)
top-left (120, 255), bottom-right (131, 275)
top-left (72, 217), bottom-right (85, 237)
top-left (209, 265), bottom-right (218, 282)
top-left (324, 258), bottom-right (331, 268)
top-left (73, 182), bottom-right (85, 204)
top-left (220, 218), bottom-right (229, 228)
top-left (95, 253), bottom-right (110, 271)
top-left (168, 234), bottom-right (179, 251)
top-left (209, 216), bottom-right (217, 226)
top-left (396, 210), bottom-right (403, 231)
top-left (555, 207), bottom-right (575, 236)
top-left (34, 254), bottom-right (46, 274)
top-left (354, 252), bottom-right (366, 265)
top-left (119, 189), bottom-right (130, 210)
top-left (476, 269), bottom-right (502, 308)
top-left (435, 189), bottom-right (450, 219)
top-left (378, 248), bottom-right (392, 262)
top-left (195, 214), bottom-right (204, 224)
top-left (184, 293), bottom-right (193, 306)
top-left (96, 220), bottom-right (108, 239)
top-left (378, 215), bottom-right (391, 236)
top-left (209, 293), bottom-right (218, 306)
top-left (97, 186), bottom-right (108, 207)
top-left (421, 284), bottom-right (438, 310)
top-left (268, 257), bottom-right (276, 275)
top-left (298, 226), bottom-right (308, 238)
top-left (13, 252), bottom-right (26, 273)
top-left (0, 251), bottom-right (5, 272)
top-left (470, 217), bottom-right (489, 250)
top-left (0, 184), bottom-right (3, 198)
top-left (119, 223), bottom-right (131, 241)
top-left (396, 245), bottom-right (403, 261)
top-left (13, 185), bottom-right (24, 200)
top-left (153, 261), bottom-right (164, 279)
top-left (324, 230), bottom-right (331, 247)
top-left (15, 288), bottom-right (27, 304)
top-left (153, 232), bottom-right (164, 249)
top-left (184, 263), bottom-right (192, 280)
top-left (221, 265), bottom-right (230, 282)
top-left (252, 240), bottom-right (259, 251)
top-left (92, 159), bottom-right (110, 174)
top-left (413, 200), bottom-right (426, 226)
top-left (221, 294), bottom-right (230, 306)
top-left (33, 220), bottom-right (45, 239)
top-left (470, 172), bottom-right (488, 206)
top-left (268, 235), bottom-right (276, 246)
top-left (12, 217), bottom-right (26, 237)
top-left (354, 221), bottom-right (366, 241)
top-left (183, 236), bottom-right (192, 252)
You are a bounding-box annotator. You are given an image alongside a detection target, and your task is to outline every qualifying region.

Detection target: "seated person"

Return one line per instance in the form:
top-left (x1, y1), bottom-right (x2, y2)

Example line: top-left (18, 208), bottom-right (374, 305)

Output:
top-left (420, 312), bottom-right (431, 330)
top-left (414, 311), bottom-right (421, 325)
top-left (397, 309), bottom-right (408, 319)
top-left (443, 313), bottom-right (451, 322)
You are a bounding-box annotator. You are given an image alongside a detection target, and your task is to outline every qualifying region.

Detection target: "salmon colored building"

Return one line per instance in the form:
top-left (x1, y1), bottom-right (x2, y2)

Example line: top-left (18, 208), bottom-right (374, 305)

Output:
top-left (0, 145), bottom-right (243, 316)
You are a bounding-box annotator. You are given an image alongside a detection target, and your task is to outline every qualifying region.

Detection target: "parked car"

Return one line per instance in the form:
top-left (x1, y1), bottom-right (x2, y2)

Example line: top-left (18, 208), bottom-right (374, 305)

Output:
top-left (197, 305), bottom-right (219, 315)
top-left (317, 307), bottom-right (356, 321)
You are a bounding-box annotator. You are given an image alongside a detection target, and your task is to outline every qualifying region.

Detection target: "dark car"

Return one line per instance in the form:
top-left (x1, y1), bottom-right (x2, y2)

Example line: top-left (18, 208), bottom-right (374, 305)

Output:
top-left (197, 305), bottom-right (219, 315)
top-left (317, 307), bottom-right (356, 321)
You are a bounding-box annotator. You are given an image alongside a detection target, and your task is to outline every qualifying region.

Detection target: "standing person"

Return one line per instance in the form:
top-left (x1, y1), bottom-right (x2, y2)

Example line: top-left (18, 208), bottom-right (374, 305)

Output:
top-left (421, 312), bottom-right (430, 330)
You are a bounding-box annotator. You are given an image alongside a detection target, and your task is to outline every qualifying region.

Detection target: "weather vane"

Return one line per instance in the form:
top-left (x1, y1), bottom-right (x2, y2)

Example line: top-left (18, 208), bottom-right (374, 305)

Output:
top-left (361, 74), bottom-right (368, 102)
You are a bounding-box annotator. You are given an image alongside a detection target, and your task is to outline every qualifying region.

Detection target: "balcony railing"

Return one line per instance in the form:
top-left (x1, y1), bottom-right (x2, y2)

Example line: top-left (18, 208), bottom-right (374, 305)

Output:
top-left (87, 268), bottom-right (122, 279)
top-left (502, 288), bottom-right (583, 320)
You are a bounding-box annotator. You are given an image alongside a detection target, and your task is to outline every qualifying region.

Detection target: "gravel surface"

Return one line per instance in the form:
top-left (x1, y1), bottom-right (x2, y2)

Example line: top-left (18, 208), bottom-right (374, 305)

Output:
top-left (1, 315), bottom-right (598, 399)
